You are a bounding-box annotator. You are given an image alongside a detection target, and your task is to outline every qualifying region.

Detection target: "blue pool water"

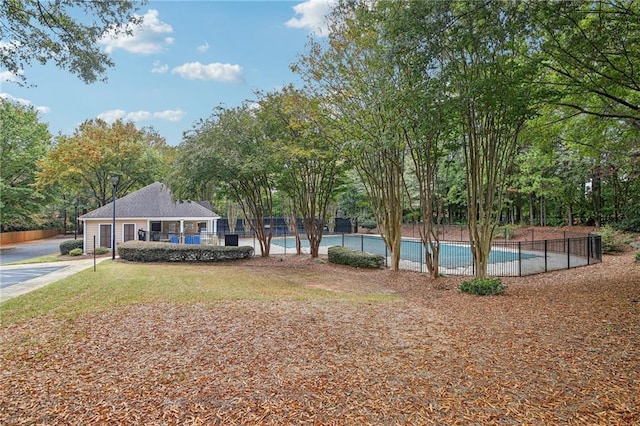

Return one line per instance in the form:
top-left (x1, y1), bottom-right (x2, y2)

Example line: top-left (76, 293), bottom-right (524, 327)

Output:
top-left (271, 234), bottom-right (537, 269)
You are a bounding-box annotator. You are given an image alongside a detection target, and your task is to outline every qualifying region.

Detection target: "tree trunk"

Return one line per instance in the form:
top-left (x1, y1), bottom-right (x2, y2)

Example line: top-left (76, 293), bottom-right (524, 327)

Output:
top-left (304, 217), bottom-right (324, 258)
top-left (528, 192), bottom-right (535, 226)
top-left (567, 203), bottom-right (574, 226)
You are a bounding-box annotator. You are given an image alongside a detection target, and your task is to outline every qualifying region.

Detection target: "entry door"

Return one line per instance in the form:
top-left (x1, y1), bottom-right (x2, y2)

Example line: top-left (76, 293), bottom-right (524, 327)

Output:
top-left (100, 224), bottom-right (112, 248)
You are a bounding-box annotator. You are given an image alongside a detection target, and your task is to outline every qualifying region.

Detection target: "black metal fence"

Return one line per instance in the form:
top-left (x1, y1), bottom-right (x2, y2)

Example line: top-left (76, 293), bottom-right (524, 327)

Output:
top-left (269, 233), bottom-right (602, 277)
top-left (214, 217), bottom-right (355, 237)
top-left (142, 223), bottom-right (602, 277)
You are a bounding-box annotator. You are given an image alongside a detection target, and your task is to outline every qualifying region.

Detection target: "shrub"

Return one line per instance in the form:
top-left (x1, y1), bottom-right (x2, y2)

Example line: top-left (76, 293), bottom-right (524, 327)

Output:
top-left (60, 239), bottom-right (83, 255)
top-left (327, 246), bottom-right (385, 269)
top-left (68, 248), bottom-right (83, 256)
top-left (616, 202), bottom-right (640, 232)
top-left (497, 224), bottom-right (517, 240)
top-left (595, 225), bottom-right (630, 254)
top-left (117, 241), bottom-right (254, 262)
top-left (94, 246), bottom-right (110, 255)
top-left (458, 277), bottom-right (506, 296)
top-left (635, 251), bottom-right (640, 264)
top-left (360, 220), bottom-right (377, 232)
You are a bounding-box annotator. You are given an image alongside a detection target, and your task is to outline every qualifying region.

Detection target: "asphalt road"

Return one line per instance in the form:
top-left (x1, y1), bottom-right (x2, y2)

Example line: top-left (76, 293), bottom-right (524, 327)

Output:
top-left (0, 237), bottom-right (74, 294)
top-left (0, 237), bottom-right (73, 265)
top-left (0, 265), bottom-right (68, 289)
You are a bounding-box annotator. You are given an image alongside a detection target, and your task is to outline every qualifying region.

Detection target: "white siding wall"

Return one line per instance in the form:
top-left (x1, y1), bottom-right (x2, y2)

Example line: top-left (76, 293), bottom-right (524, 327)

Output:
top-left (83, 219), bottom-right (147, 254)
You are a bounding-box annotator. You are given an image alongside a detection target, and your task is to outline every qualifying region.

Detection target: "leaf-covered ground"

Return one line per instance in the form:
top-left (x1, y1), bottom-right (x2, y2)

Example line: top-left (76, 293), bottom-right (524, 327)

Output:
top-left (1, 250), bottom-right (638, 425)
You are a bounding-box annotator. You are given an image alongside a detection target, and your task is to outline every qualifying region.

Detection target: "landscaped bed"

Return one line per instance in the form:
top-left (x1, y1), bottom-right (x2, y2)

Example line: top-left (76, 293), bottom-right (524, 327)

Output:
top-left (0, 249), bottom-right (638, 424)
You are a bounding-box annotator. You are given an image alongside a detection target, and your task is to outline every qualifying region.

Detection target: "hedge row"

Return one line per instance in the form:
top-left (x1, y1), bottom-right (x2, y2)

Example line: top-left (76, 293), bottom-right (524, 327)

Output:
top-left (327, 245), bottom-right (385, 269)
top-left (117, 241), bottom-right (254, 262)
top-left (60, 239), bottom-right (83, 255)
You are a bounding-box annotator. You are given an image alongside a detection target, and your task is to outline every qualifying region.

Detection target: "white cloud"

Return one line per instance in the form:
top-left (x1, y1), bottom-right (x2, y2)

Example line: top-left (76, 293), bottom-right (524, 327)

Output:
top-left (0, 93), bottom-right (29, 105)
top-left (97, 109), bottom-right (127, 122)
top-left (97, 108), bottom-right (186, 124)
top-left (286, 0), bottom-right (335, 36)
top-left (0, 92), bottom-right (49, 114)
top-left (197, 42), bottom-right (210, 52)
top-left (171, 62), bottom-right (243, 82)
top-left (154, 109), bottom-right (186, 122)
top-left (151, 61), bottom-right (169, 74)
top-left (0, 70), bottom-right (20, 83)
top-left (100, 9), bottom-right (174, 55)
top-left (126, 110), bottom-right (154, 122)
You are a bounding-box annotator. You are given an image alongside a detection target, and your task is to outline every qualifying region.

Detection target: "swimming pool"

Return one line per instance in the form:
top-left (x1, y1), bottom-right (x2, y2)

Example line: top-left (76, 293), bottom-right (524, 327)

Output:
top-left (271, 234), bottom-right (538, 269)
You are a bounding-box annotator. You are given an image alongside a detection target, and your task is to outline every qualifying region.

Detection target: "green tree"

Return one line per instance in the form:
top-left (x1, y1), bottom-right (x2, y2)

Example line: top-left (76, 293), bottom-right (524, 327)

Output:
top-left (0, 98), bottom-right (51, 230)
top-left (336, 172), bottom-right (371, 232)
top-left (420, 1), bottom-right (541, 278)
top-left (1, 0), bottom-right (144, 85)
top-left (558, 110), bottom-right (640, 227)
top-left (36, 119), bottom-right (169, 207)
top-left (258, 86), bottom-right (347, 258)
top-left (534, 0), bottom-right (640, 128)
top-left (294, 0), bottom-right (407, 270)
top-left (383, 0), bottom-right (458, 277)
top-left (171, 104), bottom-right (277, 257)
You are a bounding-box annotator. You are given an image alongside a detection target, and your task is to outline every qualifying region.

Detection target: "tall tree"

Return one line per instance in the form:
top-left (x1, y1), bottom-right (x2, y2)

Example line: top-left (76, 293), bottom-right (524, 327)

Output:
top-left (36, 119), bottom-right (169, 207)
top-left (383, 0), bottom-right (455, 278)
top-left (1, 0), bottom-right (143, 85)
top-left (428, 1), bottom-right (541, 277)
top-left (0, 98), bottom-right (51, 230)
top-left (294, 0), bottom-right (406, 270)
top-left (170, 104), bottom-right (277, 257)
top-left (534, 0), bottom-right (640, 128)
top-left (258, 86), bottom-right (347, 258)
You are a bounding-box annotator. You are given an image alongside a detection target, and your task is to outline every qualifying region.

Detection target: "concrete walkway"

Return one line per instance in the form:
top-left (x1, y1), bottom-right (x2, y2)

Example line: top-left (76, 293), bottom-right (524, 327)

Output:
top-left (0, 257), bottom-right (110, 303)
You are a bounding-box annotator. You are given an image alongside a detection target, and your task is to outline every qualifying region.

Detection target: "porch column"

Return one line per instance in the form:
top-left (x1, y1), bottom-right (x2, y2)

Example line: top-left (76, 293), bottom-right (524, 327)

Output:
top-left (212, 219), bottom-right (218, 235)
top-left (146, 220), bottom-right (150, 241)
top-left (82, 220), bottom-right (87, 254)
top-left (180, 220), bottom-right (184, 243)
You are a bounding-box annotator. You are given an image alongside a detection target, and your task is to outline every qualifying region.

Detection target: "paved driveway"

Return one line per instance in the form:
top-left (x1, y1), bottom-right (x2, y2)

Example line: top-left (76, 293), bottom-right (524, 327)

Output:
top-left (0, 237), bottom-right (73, 265)
top-left (0, 237), bottom-right (102, 302)
top-left (0, 265), bottom-right (68, 289)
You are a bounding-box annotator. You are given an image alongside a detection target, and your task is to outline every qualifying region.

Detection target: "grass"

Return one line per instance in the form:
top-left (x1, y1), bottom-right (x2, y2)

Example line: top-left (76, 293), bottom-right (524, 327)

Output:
top-left (0, 261), bottom-right (397, 326)
top-left (3, 252), bottom-right (62, 265)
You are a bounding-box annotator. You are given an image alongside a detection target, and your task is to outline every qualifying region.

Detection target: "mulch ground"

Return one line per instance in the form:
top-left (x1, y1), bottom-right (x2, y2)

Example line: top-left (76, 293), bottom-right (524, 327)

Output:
top-left (1, 245), bottom-right (639, 424)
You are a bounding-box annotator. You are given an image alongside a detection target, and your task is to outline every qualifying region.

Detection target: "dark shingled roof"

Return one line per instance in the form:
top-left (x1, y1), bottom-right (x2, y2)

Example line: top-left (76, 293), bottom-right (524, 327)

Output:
top-left (80, 182), bottom-right (219, 219)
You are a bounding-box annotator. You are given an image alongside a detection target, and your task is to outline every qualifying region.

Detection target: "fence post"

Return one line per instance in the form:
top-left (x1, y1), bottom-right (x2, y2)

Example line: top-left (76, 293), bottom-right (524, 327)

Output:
top-left (518, 241), bottom-right (522, 277)
top-left (567, 237), bottom-right (571, 269)
top-left (544, 239), bottom-right (548, 272)
top-left (93, 235), bottom-right (97, 272)
top-left (472, 241), bottom-right (475, 276)
top-left (385, 244), bottom-right (388, 268)
top-left (587, 235), bottom-right (591, 265)
top-left (420, 242), bottom-right (423, 274)
top-left (361, 234), bottom-right (364, 252)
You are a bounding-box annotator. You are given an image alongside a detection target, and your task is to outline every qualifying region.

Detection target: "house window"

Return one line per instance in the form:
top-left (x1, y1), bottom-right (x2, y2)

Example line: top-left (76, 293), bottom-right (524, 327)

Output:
top-left (99, 224), bottom-right (112, 248)
top-left (124, 224), bottom-right (135, 242)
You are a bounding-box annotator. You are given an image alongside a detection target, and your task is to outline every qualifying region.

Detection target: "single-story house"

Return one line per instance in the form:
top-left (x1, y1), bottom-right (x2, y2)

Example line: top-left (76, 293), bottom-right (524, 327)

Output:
top-left (79, 182), bottom-right (221, 253)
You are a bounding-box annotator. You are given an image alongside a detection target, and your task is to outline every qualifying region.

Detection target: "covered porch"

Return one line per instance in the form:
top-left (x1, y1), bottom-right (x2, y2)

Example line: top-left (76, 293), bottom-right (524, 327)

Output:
top-left (144, 218), bottom-right (218, 245)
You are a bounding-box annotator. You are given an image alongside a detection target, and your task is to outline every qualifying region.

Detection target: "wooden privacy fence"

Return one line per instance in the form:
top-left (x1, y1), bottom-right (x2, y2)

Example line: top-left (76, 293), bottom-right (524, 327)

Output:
top-left (0, 229), bottom-right (60, 246)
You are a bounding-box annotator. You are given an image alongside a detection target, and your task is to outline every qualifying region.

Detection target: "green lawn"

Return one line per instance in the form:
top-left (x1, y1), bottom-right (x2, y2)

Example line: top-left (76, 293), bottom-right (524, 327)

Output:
top-left (0, 261), bottom-right (396, 326)
top-left (3, 252), bottom-right (62, 265)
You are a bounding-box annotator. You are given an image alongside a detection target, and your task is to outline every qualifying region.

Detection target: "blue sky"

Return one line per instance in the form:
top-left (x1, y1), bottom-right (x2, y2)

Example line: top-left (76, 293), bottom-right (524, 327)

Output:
top-left (0, 0), bottom-right (333, 146)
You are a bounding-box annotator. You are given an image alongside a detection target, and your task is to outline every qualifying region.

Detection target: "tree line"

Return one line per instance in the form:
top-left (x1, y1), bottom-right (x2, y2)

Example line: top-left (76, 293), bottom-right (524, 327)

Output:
top-left (1, 0), bottom-right (638, 279)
